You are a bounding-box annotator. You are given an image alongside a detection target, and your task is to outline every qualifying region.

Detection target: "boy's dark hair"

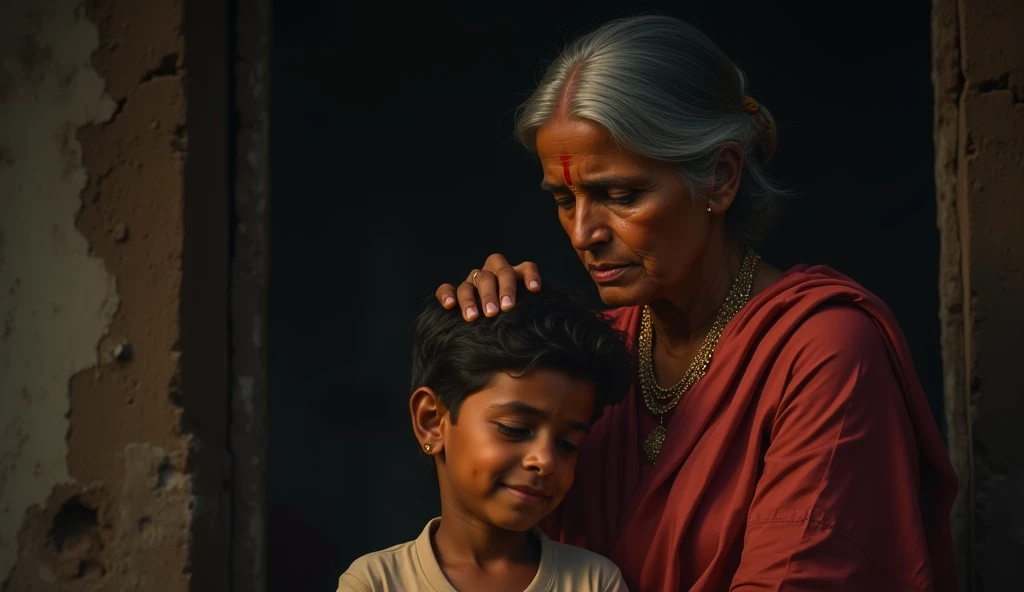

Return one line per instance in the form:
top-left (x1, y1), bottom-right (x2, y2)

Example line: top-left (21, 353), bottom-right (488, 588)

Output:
top-left (411, 286), bottom-right (633, 423)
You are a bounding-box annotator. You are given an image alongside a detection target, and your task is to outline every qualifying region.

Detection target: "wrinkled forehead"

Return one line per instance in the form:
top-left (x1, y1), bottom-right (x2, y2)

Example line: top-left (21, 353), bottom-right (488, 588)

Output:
top-left (535, 117), bottom-right (621, 160)
top-left (536, 118), bottom-right (650, 187)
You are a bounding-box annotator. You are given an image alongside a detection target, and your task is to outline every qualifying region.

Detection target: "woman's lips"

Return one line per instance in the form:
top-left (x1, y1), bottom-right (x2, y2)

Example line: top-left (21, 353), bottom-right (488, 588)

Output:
top-left (589, 265), bottom-right (631, 283)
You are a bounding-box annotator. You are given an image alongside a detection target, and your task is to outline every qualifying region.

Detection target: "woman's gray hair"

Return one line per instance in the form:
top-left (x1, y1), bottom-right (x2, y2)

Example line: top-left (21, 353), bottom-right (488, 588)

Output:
top-left (515, 14), bottom-right (786, 243)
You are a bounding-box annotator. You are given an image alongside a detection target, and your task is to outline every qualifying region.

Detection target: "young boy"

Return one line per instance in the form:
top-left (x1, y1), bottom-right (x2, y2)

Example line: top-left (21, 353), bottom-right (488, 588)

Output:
top-left (337, 287), bottom-right (633, 592)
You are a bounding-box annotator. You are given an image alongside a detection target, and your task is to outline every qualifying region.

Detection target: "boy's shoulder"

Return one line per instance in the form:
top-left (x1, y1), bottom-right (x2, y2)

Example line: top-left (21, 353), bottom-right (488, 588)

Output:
top-left (544, 537), bottom-right (628, 590)
top-left (338, 521), bottom-right (629, 592)
top-left (336, 538), bottom-right (423, 592)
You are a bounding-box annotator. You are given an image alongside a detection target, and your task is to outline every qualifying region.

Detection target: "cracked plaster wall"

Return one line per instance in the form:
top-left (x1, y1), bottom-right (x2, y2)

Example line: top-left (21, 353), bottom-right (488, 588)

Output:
top-left (0, 0), bottom-right (205, 590)
top-left (933, 0), bottom-right (1024, 589)
top-left (0, 0), bottom-right (120, 582)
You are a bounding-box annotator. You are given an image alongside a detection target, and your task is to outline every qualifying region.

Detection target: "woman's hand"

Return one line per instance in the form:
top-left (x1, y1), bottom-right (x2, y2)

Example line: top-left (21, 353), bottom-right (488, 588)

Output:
top-left (435, 253), bottom-right (543, 321)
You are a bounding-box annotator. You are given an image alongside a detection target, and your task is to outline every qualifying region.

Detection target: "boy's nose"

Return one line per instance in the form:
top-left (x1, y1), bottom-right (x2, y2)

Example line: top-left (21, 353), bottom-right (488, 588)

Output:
top-left (522, 440), bottom-right (555, 476)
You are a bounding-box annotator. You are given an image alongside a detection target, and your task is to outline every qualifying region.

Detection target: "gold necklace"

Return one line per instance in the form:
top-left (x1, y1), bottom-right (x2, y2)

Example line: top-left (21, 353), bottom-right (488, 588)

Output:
top-left (639, 247), bottom-right (759, 465)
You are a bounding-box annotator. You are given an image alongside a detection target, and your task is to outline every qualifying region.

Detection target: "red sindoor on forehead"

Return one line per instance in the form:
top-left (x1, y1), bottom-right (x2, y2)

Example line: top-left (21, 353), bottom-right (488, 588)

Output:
top-left (559, 154), bottom-right (575, 190)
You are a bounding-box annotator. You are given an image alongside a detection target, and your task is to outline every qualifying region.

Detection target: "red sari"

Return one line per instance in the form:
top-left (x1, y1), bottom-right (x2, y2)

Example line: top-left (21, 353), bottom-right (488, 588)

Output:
top-left (542, 265), bottom-right (958, 591)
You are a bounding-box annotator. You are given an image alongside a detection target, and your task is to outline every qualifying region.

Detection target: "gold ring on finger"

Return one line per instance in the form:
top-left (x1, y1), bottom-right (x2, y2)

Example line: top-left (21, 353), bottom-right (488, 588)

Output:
top-left (471, 270), bottom-right (480, 286)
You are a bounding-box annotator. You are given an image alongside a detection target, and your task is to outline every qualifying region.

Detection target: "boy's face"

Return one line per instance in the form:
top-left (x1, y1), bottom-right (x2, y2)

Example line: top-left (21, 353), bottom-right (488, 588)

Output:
top-left (436, 368), bottom-right (595, 532)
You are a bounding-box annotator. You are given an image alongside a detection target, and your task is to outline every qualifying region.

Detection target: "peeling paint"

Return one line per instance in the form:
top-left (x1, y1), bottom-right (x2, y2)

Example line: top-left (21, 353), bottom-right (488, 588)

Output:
top-left (0, 0), bottom-right (119, 583)
top-left (0, 0), bottom-right (233, 588)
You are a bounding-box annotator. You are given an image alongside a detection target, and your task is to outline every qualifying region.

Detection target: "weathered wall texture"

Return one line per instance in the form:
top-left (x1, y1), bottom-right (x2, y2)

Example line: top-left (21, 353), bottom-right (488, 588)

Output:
top-left (933, 0), bottom-right (1024, 590)
top-left (0, 0), bottom-right (230, 590)
top-left (0, 0), bottom-right (120, 582)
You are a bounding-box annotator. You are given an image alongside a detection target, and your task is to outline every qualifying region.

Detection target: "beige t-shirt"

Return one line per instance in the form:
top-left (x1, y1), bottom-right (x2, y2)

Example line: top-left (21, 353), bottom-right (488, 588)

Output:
top-left (337, 518), bottom-right (628, 592)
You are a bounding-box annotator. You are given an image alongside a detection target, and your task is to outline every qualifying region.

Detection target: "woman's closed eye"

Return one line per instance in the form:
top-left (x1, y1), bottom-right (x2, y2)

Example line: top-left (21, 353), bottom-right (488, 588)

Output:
top-left (606, 190), bottom-right (643, 204)
top-left (554, 189), bottom-right (645, 211)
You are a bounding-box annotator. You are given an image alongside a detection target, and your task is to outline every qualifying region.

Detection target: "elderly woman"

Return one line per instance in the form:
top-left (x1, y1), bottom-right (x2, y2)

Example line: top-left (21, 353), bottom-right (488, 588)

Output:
top-left (434, 14), bottom-right (958, 592)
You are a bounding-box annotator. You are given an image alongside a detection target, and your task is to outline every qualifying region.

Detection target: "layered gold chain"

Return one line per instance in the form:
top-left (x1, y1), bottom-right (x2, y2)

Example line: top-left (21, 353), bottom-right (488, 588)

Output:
top-left (639, 247), bottom-right (759, 464)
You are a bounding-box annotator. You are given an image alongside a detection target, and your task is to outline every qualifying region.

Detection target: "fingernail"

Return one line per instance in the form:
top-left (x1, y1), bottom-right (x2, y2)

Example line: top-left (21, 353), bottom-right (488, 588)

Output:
top-left (529, 280), bottom-right (540, 289)
top-left (444, 297), bottom-right (455, 307)
top-left (501, 295), bottom-right (513, 308)
top-left (485, 302), bottom-right (498, 315)
top-left (466, 307), bottom-right (478, 320)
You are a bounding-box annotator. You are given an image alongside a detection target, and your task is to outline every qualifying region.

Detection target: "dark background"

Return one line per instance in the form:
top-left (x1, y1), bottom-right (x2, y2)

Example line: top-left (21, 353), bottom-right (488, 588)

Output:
top-left (266, 1), bottom-right (937, 590)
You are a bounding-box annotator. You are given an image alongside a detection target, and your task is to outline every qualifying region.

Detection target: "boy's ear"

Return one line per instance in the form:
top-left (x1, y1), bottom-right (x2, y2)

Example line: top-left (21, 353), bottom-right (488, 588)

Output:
top-left (410, 386), bottom-right (446, 455)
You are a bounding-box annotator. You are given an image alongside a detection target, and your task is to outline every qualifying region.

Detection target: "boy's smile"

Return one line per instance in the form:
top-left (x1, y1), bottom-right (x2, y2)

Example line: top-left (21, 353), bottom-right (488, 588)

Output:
top-left (500, 483), bottom-right (552, 505)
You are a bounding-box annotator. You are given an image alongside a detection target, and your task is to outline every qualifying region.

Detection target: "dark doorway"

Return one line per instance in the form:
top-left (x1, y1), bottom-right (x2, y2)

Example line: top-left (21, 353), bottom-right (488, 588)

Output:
top-left (267, 1), bottom-right (937, 590)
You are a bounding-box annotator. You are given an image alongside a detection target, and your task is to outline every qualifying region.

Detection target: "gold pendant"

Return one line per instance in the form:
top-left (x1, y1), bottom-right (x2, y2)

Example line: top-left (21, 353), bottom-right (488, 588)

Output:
top-left (643, 424), bottom-right (667, 465)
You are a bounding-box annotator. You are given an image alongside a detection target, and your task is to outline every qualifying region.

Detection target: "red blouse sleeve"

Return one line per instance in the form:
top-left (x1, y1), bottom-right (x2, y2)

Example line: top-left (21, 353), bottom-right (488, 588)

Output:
top-left (730, 304), bottom-right (940, 591)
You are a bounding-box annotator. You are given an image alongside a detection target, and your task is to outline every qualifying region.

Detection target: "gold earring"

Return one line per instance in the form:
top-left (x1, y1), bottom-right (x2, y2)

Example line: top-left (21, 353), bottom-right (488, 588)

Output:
top-left (423, 444), bottom-right (432, 453)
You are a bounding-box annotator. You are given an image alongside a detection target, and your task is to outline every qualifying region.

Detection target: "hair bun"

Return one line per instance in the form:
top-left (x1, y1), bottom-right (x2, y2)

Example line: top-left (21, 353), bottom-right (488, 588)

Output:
top-left (744, 96), bottom-right (777, 162)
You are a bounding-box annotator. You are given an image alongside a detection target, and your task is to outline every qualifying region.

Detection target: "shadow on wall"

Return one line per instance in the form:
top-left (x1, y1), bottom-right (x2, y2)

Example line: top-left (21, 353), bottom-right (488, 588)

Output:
top-left (267, 1), bottom-right (938, 590)
top-left (267, 378), bottom-right (440, 591)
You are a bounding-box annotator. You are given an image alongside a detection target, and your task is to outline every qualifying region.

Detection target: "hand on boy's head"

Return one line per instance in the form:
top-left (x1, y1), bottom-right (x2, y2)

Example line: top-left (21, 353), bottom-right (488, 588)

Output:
top-left (435, 253), bottom-right (543, 322)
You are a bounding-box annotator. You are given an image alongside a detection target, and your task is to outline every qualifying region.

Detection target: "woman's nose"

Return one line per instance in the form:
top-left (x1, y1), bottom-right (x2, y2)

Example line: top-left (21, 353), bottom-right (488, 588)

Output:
top-left (568, 200), bottom-right (611, 251)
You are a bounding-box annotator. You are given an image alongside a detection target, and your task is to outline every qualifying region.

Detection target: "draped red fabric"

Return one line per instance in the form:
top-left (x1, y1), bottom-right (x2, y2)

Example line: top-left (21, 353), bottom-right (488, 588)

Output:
top-left (541, 265), bottom-right (958, 591)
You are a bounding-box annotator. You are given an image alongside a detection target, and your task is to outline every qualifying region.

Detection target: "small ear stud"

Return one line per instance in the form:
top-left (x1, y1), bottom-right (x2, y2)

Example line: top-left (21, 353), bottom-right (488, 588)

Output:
top-left (423, 444), bottom-right (432, 453)
top-left (707, 206), bottom-right (712, 212)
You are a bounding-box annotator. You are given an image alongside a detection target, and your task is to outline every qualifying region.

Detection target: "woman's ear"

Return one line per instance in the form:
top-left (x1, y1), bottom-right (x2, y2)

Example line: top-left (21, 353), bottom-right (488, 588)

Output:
top-left (707, 142), bottom-right (744, 214)
top-left (410, 386), bottom-right (446, 455)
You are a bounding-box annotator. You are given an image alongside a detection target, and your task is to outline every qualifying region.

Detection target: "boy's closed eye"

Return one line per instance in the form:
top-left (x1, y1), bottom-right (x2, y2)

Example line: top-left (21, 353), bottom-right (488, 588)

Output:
top-left (492, 422), bottom-right (583, 454)
top-left (494, 422), bottom-right (531, 438)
